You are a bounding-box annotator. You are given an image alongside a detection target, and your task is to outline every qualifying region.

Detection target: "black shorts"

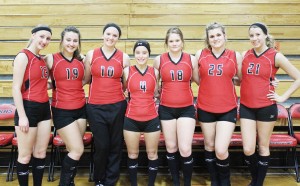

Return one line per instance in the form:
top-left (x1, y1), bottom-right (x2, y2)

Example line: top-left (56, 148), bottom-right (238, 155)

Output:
top-left (197, 107), bottom-right (237, 123)
top-left (124, 116), bottom-right (161, 133)
top-left (158, 105), bottom-right (196, 120)
top-left (14, 100), bottom-right (51, 127)
top-left (239, 104), bottom-right (278, 122)
top-left (51, 105), bottom-right (87, 130)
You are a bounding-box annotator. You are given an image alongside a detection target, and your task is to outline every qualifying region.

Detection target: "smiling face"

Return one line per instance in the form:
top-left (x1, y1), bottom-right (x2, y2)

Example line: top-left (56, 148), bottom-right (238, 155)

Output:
top-left (62, 31), bottom-right (79, 55)
top-left (207, 27), bottom-right (226, 50)
top-left (167, 33), bottom-right (183, 53)
top-left (249, 27), bottom-right (267, 49)
top-left (31, 30), bottom-right (52, 50)
top-left (134, 46), bottom-right (149, 66)
top-left (102, 26), bottom-right (120, 48)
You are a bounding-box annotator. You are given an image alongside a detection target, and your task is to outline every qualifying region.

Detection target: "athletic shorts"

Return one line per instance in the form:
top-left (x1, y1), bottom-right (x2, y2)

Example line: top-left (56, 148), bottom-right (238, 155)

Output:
top-left (123, 116), bottom-right (161, 133)
top-left (51, 105), bottom-right (87, 130)
top-left (197, 107), bottom-right (237, 123)
top-left (14, 100), bottom-right (51, 127)
top-left (239, 104), bottom-right (278, 122)
top-left (158, 105), bottom-right (196, 120)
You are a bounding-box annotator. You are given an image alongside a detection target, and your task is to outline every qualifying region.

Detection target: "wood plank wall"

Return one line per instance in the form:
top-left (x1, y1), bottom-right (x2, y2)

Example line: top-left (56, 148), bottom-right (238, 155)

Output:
top-left (0, 0), bottom-right (299, 102)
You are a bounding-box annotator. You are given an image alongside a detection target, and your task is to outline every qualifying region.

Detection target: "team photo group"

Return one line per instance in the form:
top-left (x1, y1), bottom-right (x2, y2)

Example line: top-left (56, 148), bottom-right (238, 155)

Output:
top-left (12, 21), bottom-right (300, 186)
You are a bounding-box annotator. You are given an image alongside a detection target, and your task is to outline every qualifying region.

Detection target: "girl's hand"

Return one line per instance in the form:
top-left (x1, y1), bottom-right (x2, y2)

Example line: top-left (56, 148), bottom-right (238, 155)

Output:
top-left (18, 116), bottom-right (29, 133)
top-left (271, 77), bottom-right (279, 88)
top-left (267, 90), bottom-right (286, 103)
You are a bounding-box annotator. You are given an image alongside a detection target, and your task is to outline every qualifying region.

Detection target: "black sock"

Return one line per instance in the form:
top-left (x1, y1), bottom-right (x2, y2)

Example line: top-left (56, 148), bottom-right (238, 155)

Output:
top-left (166, 151), bottom-right (180, 185)
top-left (127, 158), bottom-right (138, 186)
top-left (148, 159), bottom-right (159, 186)
top-left (216, 157), bottom-right (231, 186)
top-left (16, 161), bottom-right (29, 186)
top-left (204, 150), bottom-right (219, 185)
top-left (59, 155), bottom-right (79, 186)
top-left (255, 155), bottom-right (270, 186)
top-left (32, 157), bottom-right (46, 186)
top-left (244, 153), bottom-right (258, 185)
top-left (181, 155), bottom-right (194, 186)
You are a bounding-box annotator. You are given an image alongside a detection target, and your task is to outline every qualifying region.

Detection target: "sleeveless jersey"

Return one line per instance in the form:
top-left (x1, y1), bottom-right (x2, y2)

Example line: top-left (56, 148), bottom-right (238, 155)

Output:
top-left (50, 53), bottom-right (86, 109)
top-left (88, 48), bottom-right (125, 104)
top-left (125, 66), bottom-right (158, 121)
top-left (19, 49), bottom-right (49, 103)
top-left (240, 48), bottom-right (278, 108)
top-left (197, 49), bottom-right (238, 113)
top-left (159, 52), bottom-right (194, 108)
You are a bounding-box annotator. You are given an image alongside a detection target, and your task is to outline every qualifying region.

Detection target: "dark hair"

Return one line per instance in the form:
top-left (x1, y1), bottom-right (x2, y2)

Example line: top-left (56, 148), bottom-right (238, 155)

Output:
top-left (164, 27), bottom-right (184, 49)
top-left (31, 26), bottom-right (52, 35)
top-left (60, 26), bottom-right (82, 60)
top-left (204, 22), bottom-right (226, 50)
top-left (249, 22), bottom-right (275, 48)
top-left (133, 40), bottom-right (151, 55)
top-left (103, 23), bottom-right (121, 38)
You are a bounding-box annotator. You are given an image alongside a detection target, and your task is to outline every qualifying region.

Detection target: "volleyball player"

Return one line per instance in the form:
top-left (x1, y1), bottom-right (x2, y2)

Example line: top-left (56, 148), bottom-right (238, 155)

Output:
top-left (12, 24), bottom-right (52, 186)
top-left (45, 26), bottom-right (86, 186)
top-left (153, 27), bottom-right (199, 186)
top-left (240, 22), bottom-right (300, 186)
top-left (84, 23), bottom-right (130, 186)
top-left (123, 40), bottom-right (161, 186)
top-left (195, 22), bottom-right (242, 186)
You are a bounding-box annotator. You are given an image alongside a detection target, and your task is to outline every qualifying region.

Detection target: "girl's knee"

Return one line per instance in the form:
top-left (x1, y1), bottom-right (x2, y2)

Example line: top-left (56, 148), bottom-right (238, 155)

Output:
top-left (215, 149), bottom-right (229, 160)
top-left (128, 152), bottom-right (139, 159)
top-left (18, 154), bottom-right (32, 164)
top-left (179, 147), bottom-right (192, 157)
top-left (147, 151), bottom-right (158, 160)
top-left (243, 146), bottom-right (256, 156)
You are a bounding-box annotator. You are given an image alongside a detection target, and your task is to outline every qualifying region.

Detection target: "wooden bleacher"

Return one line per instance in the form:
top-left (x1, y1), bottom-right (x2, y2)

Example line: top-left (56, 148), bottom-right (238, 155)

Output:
top-left (0, 0), bottom-right (300, 183)
top-left (0, 0), bottom-right (299, 101)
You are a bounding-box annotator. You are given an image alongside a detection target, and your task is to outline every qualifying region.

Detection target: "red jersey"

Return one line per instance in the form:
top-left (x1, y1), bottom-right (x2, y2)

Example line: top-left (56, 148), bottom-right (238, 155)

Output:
top-left (159, 52), bottom-right (194, 108)
top-left (19, 49), bottom-right (49, 103)
top-left (197, 49), bottom-right (238, 113)
top-left (88, 48), bottom-right (125, 104)
top-left (240, 48), bottom-right (278, 108)
top-left (125, 66), bottom-right (158, 121)
top-left (50, 53), bottom-right (86, 109)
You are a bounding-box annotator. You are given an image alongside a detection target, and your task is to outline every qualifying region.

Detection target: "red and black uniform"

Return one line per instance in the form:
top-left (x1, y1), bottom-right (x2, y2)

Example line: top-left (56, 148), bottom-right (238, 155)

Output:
top-left (197, 49), bottom-right (238, 113)
top-left (159, 52), bottom-right (194, 108)
top-left (88, 48), bottom-right (125, 104)
top-left (50, 52), bottom-right (85, 109)
top-left (239, 48), bottom-right (279, 122)
top-left (86, 48), bottom-right (127, 185)
top-left (240, 48), bottom-right (278, 108)
top-left (50, 53), bottom-right (86, 129)
top-left (21, 49), bottom-right (49, 103)
top-left (126, 66), bottom-right (157, 121)
top-left (14, 49), bottom-right (51, 127)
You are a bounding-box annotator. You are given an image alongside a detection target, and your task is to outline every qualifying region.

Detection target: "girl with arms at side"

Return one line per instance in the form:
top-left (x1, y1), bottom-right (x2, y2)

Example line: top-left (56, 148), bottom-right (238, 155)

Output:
top-left (195, 22), bottom-right (242, 186)
top-left (12, 24), bottom-right (52, 186)
top-left (84, 23), bottom-right (130, 186)
top-left (123, 40), bottom-right (161, 186)
top-left (153, 27), bottom-right (199, 186)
